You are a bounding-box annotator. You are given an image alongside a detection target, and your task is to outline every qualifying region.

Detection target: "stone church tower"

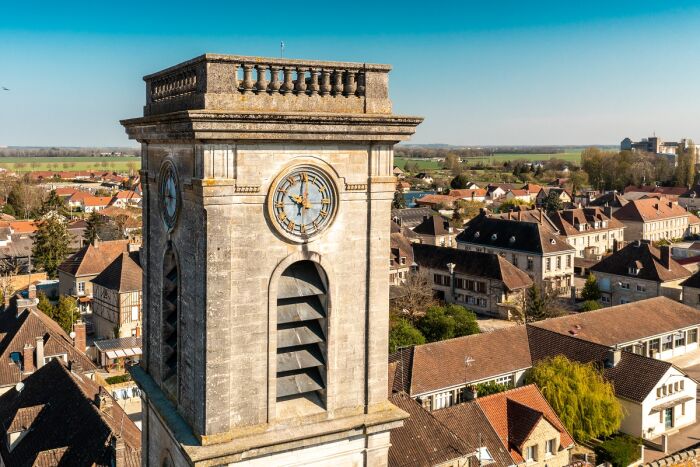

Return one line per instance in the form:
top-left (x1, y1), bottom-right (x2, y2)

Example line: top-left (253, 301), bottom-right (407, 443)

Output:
top-left (122, 54), bottom-right (421, 466)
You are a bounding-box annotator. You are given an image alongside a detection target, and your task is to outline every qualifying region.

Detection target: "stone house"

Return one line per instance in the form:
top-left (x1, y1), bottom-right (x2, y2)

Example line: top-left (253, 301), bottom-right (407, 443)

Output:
top-left (413, 214), bottom-right (456, 247)
top-left (535, 187), bottom-right (573, 208)
top-left (392, 207), bottom-right (436, 230)
top-left (591, 241), bottom-right (691, 305)
top-left (433, 385), bottom-right (574, 467)
top-left (456, 212), bottom-right (575, 293)
top-left (682, 271), bottom-right (700, 309)
top-left (522, 183), bottom-right (542, 202)
top-left (412, 243), bottom-right (533, 319)
top-left (57, 239), bottom-right (131, 315)
top-left (503, 189), bottom-right (531, 203)
top-left (613, 197), bottom-right (698, 241)
top-left (547, 207), bottom-right (626, 258)
top-left (91, 252), bottom-right (143, 339)
top-left (390, 223), bottom-right (416, 286)
top-left (110, 190), bottom-right (142, 208)
top-left (83, 195), bottom-right (113, 213)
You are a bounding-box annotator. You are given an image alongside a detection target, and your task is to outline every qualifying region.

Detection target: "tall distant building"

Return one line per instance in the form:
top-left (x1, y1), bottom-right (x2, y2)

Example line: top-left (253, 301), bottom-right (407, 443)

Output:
top-left (621, 136), bottom-right (699, 165)
top-left (121, 54), bottom-right (422, 465)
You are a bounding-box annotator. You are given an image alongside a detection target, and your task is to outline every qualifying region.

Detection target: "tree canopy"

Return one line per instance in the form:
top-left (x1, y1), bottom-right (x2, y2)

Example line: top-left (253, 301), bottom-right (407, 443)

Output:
top-left (389, 317), bottom-right (425, 353)
top-left (32, 212), bottom-right (70, 279)
top-left (525, 355), bottom-right (623, 442)
top-left (450, 174), bottom-right (472, 189)
top-left (416, 304), bottom-right (480, 343)
top-left (581, 274), bottom-right (601, 301)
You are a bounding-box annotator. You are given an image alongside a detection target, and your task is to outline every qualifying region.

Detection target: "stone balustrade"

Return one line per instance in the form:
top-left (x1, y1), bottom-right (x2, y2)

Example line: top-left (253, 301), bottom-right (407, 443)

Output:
top-left (142, 54), bottom-right (392, 116)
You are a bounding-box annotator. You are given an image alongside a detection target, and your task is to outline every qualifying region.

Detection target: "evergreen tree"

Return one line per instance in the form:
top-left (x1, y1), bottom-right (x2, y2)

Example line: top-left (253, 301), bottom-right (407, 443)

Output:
top-left (523, 285), bottom-right (561, 322)
top-left (37, 292), bottom-right (55, 319)
top-left (580, 300), bottom-right (601, 312)
top-left (84, 211), bottom-right (102, 244)
top-left (40, 190), bottom-right (64, 215)
top-left (54, 295), bottom-right (80, 334)
top-left (392, 190), bottom-right (406, 209)
top-left (525, 355), bottom-right (623, 442)
top-left (581, 274), bottom-right (601, 301)
top-left (417, 304), bottom-right (480, 342)
top-left (542, 191), bottom-right (563, 213)
top-left (450, 174), bottom-right (471, 189)
top-left (389, 318), bottom-right (425, 353)
top-left (32, 212), bottom-right (70, 278)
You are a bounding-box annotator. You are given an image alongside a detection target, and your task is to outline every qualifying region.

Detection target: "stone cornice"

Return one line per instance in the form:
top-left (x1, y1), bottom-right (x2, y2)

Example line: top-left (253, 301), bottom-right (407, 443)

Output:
top-left (120, 110), bottom-right (423, 143)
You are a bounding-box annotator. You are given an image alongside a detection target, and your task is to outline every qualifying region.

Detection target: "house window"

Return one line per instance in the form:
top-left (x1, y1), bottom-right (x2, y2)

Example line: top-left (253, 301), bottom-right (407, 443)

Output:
top-left (400, 257), bottom-right (406, 265)
top-left (455, 278), bottom-right (465, 289)
top-left (545, 439), bottom-right (556, 456)
top-left (566, 255), bottom-right (571, 268)
top-left (688, 329), bottom-right (698, 344)
top-left (546, 258), bottom-right (551, 272)
top-left (676, 332), bottom-right (686, 348)
top-left (662, 334), bottom-right (674, 351)
top-left (556, 256), bottom-right (561, 270)
top-left (512, 254), bottom-right (518, 267)
top-left (78, 281), bottom-right (85, 293)
top-left (476, 282), bottom-right (486, 294)
top-left (620, 298), bottom-right (630, 304)
top-left (131, 306), bottom-right (139, 321)
top-left (525, 445), bottom-right (537, 462)
top-left (601, 295), bottom-right (610, 303)
top-left (494, 374), bottom-right (514, 386)
top-left (636, 284), bottom-right (646, 292)
top-left (620, 282), bottom-right (630, 290)
top-left (648, 338), bottom-right (661, 356)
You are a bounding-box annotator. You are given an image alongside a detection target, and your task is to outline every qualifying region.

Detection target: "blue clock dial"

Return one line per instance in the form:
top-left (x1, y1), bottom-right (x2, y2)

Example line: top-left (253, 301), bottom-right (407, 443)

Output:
top-left (271, 166), bottom-right (337, 239)
top-left (159, 161), bottom-right (180, 231)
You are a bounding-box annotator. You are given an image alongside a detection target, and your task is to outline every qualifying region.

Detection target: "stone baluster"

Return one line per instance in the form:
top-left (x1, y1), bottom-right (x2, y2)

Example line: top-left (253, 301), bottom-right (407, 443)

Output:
top-left (281, 67), bottom-right (295, 94)
top-left (308, 68), bottom-right (320, 95)
top-left (294, 67), bottom-right (308, 94)
top-left (255, 64), bottom-right (268, 93)
top-left (344, 70), bottom-right (357, 96)
top-left (231, 64), bottom-right (239, 92)
top-left (355, 72), bottom-right (365, 96)
top-left (332, 70), bottom-right (344, 95)
top-left (320, 70), bottom-right (332, 96)
top-left (241, 64), bottom-right (255, 94)
top-left (268, 66), bottom-right (281, 93)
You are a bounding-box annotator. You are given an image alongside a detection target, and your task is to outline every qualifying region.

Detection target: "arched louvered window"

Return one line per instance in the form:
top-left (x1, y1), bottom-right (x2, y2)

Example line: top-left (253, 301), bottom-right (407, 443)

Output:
top-left (161, 245), bottom-right (179, 401)
top-left (276, 261), bottom-right (328, 408)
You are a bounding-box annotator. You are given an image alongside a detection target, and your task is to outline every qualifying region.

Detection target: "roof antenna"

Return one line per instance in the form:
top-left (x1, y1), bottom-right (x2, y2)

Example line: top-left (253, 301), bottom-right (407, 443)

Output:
top-left (280, 41), bottom-right (285, 58)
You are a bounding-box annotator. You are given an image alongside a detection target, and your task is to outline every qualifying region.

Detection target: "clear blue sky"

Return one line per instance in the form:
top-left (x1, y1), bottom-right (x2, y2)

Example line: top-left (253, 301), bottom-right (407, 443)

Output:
top-left (2, 1), bottom-right (700, 147)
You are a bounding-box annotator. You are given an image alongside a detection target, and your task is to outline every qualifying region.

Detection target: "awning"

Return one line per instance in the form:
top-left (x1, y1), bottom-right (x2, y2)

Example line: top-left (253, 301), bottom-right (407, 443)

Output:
top-left (103, 347), bottom-right (142, 360)
top-left (650, 396), bottom-right (694, 413)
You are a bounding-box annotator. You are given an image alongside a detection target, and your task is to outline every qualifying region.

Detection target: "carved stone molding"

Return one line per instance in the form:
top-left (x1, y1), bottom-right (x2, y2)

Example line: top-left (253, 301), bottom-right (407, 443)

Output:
top-left (235, 185), bottom-right (260, 193)
top-left (345, 183), bottom-right (367, 191)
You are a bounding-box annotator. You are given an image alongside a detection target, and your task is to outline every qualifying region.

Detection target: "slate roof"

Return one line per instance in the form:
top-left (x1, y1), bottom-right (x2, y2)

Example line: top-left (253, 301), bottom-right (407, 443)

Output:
top-left (531, 296), bottom-right (700, 346)
top-left (0, 299), bottom-right (97, 387)
top-left (0, 359), bottom-right (140, 467)
top-left (413, 215), bottom-right (452, 236)
top-left (681, 270), bottom-right (700, 289)
top-left (58, 240), bottom-right (130, 277)
top-left (613, 198), bottom-right (691, 222)
top-left (456, 212), bottom-right (574, 255)
top-left (92, 252), bottom-right (142, 293)
top-left (475, 385), bottom-right (575, 463)
top-left (624, 185), bottom-right (688, 196)
top-left (590, 241), bottom-right (690, 283)
top-left (412, 244), bottom-right (533, 291)
top-left (388, 392), bottom-right (473, 467)
top-left (392, 207), bottom-right (436, 229)
top-left (589, 191), bottom-right (629, 208)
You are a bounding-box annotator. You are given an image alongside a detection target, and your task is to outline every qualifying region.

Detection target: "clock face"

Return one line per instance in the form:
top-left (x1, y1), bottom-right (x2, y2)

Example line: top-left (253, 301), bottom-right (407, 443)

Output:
top-left (270, 166), bottom-right (337, 241)
top-left (159, 161), bottom-right (180, 231)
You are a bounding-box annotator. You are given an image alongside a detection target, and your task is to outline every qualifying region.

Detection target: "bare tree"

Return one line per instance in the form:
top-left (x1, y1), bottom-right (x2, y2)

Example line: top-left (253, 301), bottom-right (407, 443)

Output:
top-left (390, 271), bottom-right (437, 323)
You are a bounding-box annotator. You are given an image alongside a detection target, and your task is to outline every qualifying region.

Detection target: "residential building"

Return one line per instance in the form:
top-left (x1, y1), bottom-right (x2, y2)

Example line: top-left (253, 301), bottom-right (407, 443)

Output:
top-left (0, 289), bottom-right (97, 395)
top-left (623, 185), bottom-right (688, 201)
top-left (503, 189), bottom-right (531, 203)
top-left (91, 252), bottom-right (143, 339)
top-left (588, 191), bottom-right (629, 213)
top-left (448, 188), bottom-right (487, 203)
top-left (413, 243), bottom-right (533, 319)
top-left (392, 207), bottom-right (436, 229)
top-left (0, 359), bottom-right (140, 466)
top-left (83, 195), bottom-right (113, 213)
top-left (414, 193), bottom-right (457, 209)
top-left (591, 241), bottom-right (691, 304)
top-left (390, 223), bottom-right (415, 286)
top-left (522, 183), bottom-right (542, 202)
top-left (413, 214), bottom-right (456, 247)
top-left (535, 187), bottom-right (573, 208)
top-left (391, 296), bottom-right (700, 440)
top-left (612, 197), bottom-right (697, 241)
top-left (621, 136), bottom-right (699, 159)
top-left (94, 336), bottom-right (143, 370)
top-left (434, 385), bottom-right (575, 467)
top-left (547, 207), bottom-right (625, 258)
top-left (57, 239), bottom-right (131, 315)
top-left (111, 189), bottom-right (142, 208)
top-left (392, 166), bottom-right (406, 179)
top-left (456, 212), bottom-right (575, 292)
top-left (416, 172), bottom-right (434, 184)
top-left (679, 184), bottom-right (700, 211)
top-left (66, 190), bottom-right (91, 210)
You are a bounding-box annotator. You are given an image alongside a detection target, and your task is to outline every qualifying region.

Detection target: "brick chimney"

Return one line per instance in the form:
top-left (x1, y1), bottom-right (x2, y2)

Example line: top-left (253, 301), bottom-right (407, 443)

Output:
top-left (27, 284), bottom-right (36, 300)
top-left (35, 336), bottom-right (44, 369)
top-left (605, 348), bottom-right (622, 368)
top-left (22, 343), bottom-right (34, 373)
top-left (660, 245), bottom-right (672, 270)
top-left (73, 320), bottom-right (86, 353)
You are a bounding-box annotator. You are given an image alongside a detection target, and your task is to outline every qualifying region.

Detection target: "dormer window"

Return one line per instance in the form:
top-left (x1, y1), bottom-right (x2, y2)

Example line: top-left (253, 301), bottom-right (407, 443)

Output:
top-left (629, 267), bottom-right (639, 275)
top-left (491, 234), bottom-right (497, 241)
top-left (509, 236), bottom-right (516, 244)
top-left (474, 231), bottom-right (480, 238)
top-left (400, 257), bottom-right (406, 265)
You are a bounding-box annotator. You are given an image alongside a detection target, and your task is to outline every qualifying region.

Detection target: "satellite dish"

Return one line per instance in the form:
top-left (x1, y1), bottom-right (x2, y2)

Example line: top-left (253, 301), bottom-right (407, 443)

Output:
top-left (69, 332), bottom-right (76, 339)
top-left (15, 382), bottom-right (24, 393)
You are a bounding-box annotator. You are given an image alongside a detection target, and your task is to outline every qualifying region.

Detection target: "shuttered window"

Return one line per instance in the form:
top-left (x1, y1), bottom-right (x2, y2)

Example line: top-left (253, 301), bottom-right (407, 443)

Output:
top-left (276, 261), bottom-right (327, 408)
top-left (161, 245), bottom-right (179, 401)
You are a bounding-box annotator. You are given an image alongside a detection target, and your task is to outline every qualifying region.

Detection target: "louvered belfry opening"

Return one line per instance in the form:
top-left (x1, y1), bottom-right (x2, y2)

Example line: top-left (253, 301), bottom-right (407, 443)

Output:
top-left (276, 261), bottom-right (328, 408)
top-left (161, 245), bottom-right (179, 400)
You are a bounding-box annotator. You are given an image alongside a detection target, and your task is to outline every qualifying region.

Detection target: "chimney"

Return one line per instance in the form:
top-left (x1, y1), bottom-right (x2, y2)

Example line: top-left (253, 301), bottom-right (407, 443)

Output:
top-left (517, 211), bottom-right (522, 221)
top-left (73, 320), bottom-right (86, 353)
top-left (606, 348), bottom-right (622, 368)
top-left (35, 336), bottom-right (44, 369)
top-left (92, 237), bottom-right (100, 248)
top-left (660, 245), bottom-right (672, 270)
top-left (27, 284), bottom-right (36, 300)
top-left (22, 343), bottom-right (34, 373)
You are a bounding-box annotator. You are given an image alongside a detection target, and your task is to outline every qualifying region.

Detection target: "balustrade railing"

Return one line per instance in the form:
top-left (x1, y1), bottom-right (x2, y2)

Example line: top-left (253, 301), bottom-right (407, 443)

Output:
top-left (142, 54), bottom-right (391, 115)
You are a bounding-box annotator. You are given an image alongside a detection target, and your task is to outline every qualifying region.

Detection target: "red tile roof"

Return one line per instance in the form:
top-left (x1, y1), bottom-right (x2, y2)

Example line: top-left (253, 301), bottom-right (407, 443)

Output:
top-left (84, 196), bottom-right (112, 207)
top-left (613, 198), bottom-right (690, 222)
top-left (58, 240), bottom-right (130, 277)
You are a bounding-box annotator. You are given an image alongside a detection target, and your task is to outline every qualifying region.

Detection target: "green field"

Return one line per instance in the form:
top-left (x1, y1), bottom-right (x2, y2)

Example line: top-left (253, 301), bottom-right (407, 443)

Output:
top-left (0, 156), bottom-right (141, 172)
top-left (395, 151), bottom-right (582, 170)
